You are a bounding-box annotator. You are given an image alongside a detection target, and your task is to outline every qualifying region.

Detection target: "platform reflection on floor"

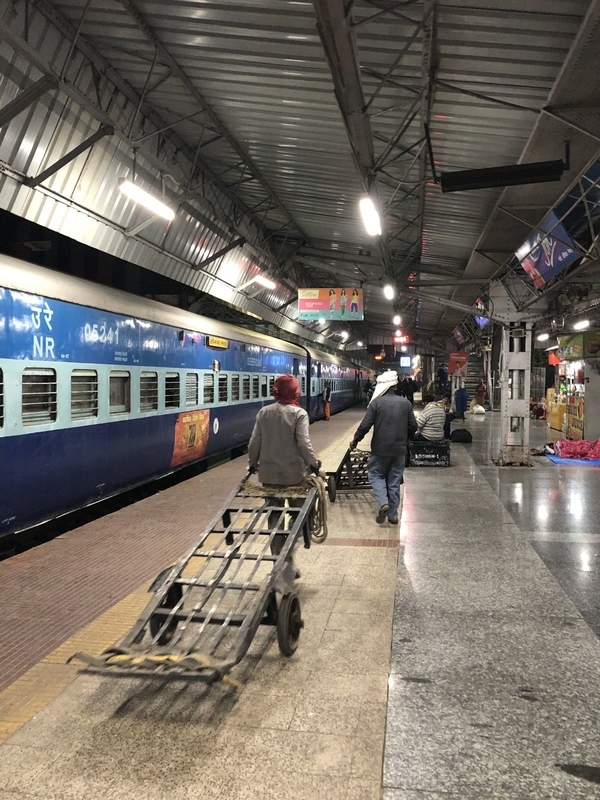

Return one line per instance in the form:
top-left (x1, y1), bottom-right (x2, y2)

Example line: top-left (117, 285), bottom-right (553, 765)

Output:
top-left (387, 414), bottom-right (600, 799)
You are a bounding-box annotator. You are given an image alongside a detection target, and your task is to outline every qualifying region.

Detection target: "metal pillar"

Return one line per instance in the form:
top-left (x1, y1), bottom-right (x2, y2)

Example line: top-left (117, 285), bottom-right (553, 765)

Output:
top-left (498, 322), bottom-right (532, 466)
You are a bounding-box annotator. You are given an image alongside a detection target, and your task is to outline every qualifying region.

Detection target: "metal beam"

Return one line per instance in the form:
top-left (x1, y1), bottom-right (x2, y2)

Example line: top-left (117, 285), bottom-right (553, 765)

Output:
top-left (191, 237), bottom-right (245, 271)
top-left (0, 75), bottom-right (58, 128)
top-left (117, 0), bottom-right (305, 239)
top-left (24, 124), bottom-right (114, 187)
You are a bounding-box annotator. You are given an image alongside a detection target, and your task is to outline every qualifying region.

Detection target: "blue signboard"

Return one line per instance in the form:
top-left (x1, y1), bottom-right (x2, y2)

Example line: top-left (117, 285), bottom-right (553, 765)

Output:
top-left (515, 211), bottom-right (580, 288)
top-left (0, 288), bottom-right (298, 374)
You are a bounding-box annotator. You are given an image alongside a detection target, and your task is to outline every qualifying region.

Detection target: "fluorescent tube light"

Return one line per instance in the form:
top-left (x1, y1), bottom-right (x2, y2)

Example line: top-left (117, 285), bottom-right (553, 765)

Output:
top-left (359, 197), bottom-right (381, 236)
top-left (254, 275), bottom-right (276, 289)
top-left (118, 178), bottom-right (175, 221)
top-left (536, 333), bottom-right (550, 341)
top-left (573, 319), bottom-right (590, 330)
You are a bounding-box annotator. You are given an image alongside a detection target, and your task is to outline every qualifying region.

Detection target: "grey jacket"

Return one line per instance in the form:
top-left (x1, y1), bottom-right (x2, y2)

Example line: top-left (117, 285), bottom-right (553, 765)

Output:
top-left (248, 403), bottom-right (320, 485)
top-left (352, 392), bottom-right (417, 456)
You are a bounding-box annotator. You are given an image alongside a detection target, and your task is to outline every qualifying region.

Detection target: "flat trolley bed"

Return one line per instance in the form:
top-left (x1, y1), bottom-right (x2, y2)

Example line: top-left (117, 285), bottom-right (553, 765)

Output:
top-left (72, 478), bottom-right (322, 686)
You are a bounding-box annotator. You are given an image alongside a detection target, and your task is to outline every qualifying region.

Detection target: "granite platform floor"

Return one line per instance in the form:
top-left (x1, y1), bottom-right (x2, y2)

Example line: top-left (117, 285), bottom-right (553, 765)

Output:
top-left (387, 413), bottom-right (600, 799)
top-left (0, 408), bottom-right (396, 800)
top-left (4, 408), bottom-right (600, 799)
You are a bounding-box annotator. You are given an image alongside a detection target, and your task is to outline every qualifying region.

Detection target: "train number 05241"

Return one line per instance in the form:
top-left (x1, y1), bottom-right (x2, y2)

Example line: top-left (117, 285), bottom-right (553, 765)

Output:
top-left (84, 322), bottom-right (119, 344)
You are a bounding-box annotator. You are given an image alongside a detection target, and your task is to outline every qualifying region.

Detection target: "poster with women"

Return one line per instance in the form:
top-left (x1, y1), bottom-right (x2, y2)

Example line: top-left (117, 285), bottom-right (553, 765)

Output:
top-left (297, 288), bottom-right (364, 320)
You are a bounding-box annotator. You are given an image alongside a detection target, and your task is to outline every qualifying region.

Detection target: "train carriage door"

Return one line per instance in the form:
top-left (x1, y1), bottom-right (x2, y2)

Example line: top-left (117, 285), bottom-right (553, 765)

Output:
top-left (292, 358), bottom-right (299, 377)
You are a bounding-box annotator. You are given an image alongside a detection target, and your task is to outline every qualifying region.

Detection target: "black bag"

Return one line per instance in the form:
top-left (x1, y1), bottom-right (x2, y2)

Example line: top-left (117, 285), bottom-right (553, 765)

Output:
top-left (450, 429), bottom-right (472, 443)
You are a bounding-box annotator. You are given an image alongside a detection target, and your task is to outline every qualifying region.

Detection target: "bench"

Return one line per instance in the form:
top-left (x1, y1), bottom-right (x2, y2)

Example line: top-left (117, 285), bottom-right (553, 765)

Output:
top-left (408, 438), bottom-right (451, 467)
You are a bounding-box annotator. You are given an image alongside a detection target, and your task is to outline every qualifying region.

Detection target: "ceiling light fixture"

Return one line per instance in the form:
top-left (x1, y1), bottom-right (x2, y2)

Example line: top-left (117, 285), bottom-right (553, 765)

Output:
top-left (536, 333), bottom-right (550, 342)
top-left (383, 284), bottom-right (395, 300)
top-left (573, 319), bottom-right (590, 330)
top-left (118, 178), bottom-right (175, 221)
top-left (393, 315), bottom-right (401, 325)
top-left (359, 197), bottom-right (382, 236)
top-left (254, 275), bottom-right (276, 289)
top-left (395, 329), bottom-right (402, 337)
top-left (341, 330), bottom-right (349, 340)
top-left (356, 340), bottom-right (363, 347)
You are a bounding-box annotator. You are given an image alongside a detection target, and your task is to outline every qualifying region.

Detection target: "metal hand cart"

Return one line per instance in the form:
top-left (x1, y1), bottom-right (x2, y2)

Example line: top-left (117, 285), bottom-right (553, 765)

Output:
top-left (71, 477), bottom-right (320, 686)
top-left (325, 448), bottom-right (371, 502)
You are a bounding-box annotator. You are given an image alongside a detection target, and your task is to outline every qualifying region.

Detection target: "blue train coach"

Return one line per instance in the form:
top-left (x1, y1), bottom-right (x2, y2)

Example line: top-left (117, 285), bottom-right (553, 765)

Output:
top-left (0, 255), bottom-right (366, 537)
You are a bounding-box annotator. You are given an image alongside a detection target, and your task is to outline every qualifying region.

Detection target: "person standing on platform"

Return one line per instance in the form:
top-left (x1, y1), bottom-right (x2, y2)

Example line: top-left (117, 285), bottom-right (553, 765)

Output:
top-left (321, 381), bottom-right (332, 421)
top-left (349, 370), bottom-right (417, 525)
top-left (475, 378), bottom-right (487, 408)
top-left (248, 374), bottom-right (324, 572)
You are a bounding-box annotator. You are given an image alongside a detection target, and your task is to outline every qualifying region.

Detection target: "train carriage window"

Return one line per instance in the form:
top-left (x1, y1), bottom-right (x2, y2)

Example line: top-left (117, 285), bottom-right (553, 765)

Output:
top-left (268, 376), bottom-right (275, 396)
top-left (22, 368), bottom-right (57, 425)
top-left (261, 376), bottom-right (268, 398)
top-left (165, 373), bottom-right (180, 408)
top-left (242, 375), bottom-right (250, 401)
top-left (203, 373), bottom-right (214, 404)
top-left (0, 368), bottom-right (3, 427)
top-left (252, 375), bottom-right (260, 399)
top-left (218, 374), bottom-right (228, 403)
top-left (292, 358), bottom-right (299, 376)
top-left (231, 374), bottom-right (240, 402)
top-left (140, 372), bottom-right (159, 412)
top-left (300, 376), bottom-right (306, 395)
top-left (185, 373), bottom-right (198, 407)
top-left (109, 371), bottom-right (130, 415)
top-left (71, 370), bottom-right (98, 420)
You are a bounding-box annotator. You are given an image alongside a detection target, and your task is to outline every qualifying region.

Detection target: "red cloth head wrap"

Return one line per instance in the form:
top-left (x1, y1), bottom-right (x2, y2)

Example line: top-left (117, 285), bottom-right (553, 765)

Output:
top-left (272, 374), bottom-right (300, 406)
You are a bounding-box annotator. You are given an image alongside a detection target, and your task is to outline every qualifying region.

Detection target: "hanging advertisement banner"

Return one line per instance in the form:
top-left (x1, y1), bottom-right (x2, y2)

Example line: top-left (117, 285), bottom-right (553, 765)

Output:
top-left (448, 351), bottom-right (469, 375)
top-left (298, 288), bottom-right (364, 321)
top-left (557, 334), bottom-right (584, 360)
top-left (584, 330), bottom-right (600, 358)
top-left (515, 211), bottom-right (580, 288)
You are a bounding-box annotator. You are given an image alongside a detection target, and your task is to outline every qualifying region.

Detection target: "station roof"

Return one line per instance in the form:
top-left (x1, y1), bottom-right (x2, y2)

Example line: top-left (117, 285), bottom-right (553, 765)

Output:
top-left (1, 0), bottom-right (599, 351)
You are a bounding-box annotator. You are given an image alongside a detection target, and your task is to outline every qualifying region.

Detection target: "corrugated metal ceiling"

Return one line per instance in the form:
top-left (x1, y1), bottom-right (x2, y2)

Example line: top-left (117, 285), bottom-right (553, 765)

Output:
top-left (0, 0), bottom-right (597, 348)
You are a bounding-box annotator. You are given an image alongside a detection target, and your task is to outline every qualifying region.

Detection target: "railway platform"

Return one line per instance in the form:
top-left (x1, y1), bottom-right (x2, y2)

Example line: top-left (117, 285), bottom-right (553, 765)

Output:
top-left (2, 409), bottom-right (600, 799)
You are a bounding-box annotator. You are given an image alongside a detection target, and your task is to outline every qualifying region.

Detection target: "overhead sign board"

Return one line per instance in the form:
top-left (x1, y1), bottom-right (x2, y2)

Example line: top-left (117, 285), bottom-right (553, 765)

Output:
top-left (298, 288), bottom-right (364, 321)
top-left (516, 211), bottom-right (579, 287)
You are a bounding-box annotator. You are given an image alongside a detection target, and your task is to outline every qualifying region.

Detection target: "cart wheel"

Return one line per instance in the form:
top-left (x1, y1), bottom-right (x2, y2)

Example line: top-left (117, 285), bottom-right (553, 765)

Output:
top-left (150, 584), bottom-right (183, 645)
top-left (277, 593), bottom-right (304, 657)
top-left (327, 474), bottom-right (337, 503)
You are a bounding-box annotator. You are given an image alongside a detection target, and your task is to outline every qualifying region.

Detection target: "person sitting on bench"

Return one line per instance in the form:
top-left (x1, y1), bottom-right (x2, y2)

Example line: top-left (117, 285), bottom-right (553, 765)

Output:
top-left (415, 395), bottom-right (446, 441)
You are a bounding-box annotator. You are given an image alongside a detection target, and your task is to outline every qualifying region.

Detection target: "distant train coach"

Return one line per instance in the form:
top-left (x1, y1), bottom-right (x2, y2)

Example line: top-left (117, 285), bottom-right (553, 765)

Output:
top-left (0, 255), bottom-right (373, 537)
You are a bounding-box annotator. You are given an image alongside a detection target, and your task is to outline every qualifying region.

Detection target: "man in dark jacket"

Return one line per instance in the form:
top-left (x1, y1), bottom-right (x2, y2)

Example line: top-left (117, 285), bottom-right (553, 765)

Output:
top-left (349, 370), bottom-right (417, 525)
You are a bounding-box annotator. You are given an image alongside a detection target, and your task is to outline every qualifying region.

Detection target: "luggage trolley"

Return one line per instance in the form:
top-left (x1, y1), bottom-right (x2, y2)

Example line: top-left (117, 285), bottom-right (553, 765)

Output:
top-left (325, 448), bottom-right (371, 503)
top-left (72, 477), bottom-right (322, 686)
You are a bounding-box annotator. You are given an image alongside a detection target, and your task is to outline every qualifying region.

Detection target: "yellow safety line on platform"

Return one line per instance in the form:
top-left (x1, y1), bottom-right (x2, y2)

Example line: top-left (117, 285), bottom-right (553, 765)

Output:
top-left (0, 418), bottom-right (364, 745)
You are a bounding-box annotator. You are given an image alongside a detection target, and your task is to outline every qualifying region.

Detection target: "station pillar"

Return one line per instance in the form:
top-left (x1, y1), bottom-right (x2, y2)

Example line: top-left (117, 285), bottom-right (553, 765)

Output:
top-left (498, 322), bottom-right (533, 466)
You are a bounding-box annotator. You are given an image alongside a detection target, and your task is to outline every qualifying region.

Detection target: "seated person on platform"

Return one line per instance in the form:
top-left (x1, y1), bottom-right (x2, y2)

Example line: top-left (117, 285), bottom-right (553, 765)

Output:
top-left (441, 396), bottom-right (455, 439)
top-left (415, 395), bottom-right (446, 441)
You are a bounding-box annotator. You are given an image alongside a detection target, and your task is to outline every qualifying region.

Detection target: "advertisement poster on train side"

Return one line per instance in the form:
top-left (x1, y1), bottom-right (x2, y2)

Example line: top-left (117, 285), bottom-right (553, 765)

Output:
top-left (297, 288), bottom-right (364, 321)
top-left (171, 410), bottom-right (211, 467)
